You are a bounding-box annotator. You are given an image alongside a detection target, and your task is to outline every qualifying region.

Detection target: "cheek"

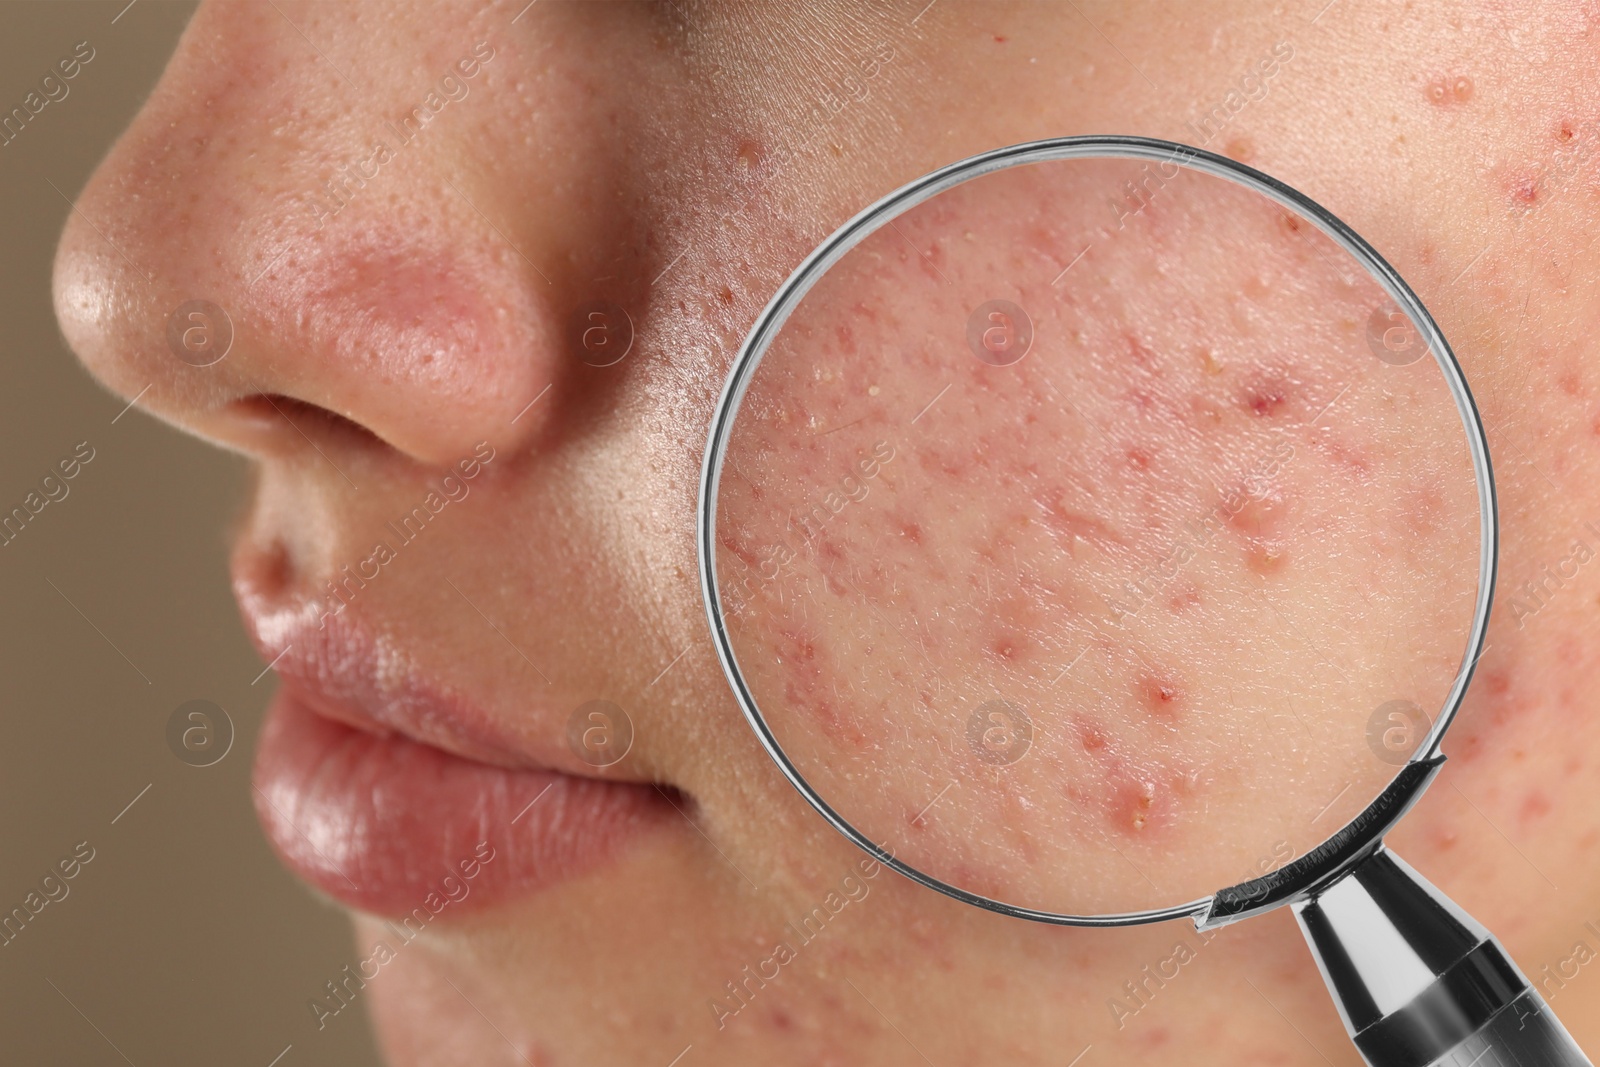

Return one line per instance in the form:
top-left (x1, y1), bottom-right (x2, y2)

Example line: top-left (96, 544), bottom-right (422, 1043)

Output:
top-left (715, 161), bottom-right (1482, 913)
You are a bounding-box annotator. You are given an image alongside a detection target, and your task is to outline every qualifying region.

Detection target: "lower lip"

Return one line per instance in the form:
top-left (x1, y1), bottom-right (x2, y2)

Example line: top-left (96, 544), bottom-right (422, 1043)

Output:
top-left (253, 693), bottom-right (675, 917)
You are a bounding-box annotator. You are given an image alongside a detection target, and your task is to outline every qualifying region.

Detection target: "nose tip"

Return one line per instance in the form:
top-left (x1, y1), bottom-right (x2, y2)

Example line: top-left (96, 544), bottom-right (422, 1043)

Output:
top-left (53, 162), bottom-right (559, 468)
top-left (47, 0), bottom-right (570, 472)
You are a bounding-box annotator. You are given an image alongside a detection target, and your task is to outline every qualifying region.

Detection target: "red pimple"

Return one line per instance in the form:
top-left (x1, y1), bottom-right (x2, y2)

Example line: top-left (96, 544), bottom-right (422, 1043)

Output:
top-left (1139, 1027), bottom-right (1173, 1051)
top-left (1104, 764), bottom-right (1188, 836)
top-left (1075, 718), bottom-right (1110, 752)
top-left (1226, 494), bottom-right (1283, 538)
top-left (779, 627), bottom-right (819, 664)
top-left (834, 321), bottom-right (857, 355)
top-left (789, 688), bottom-right (869, 750)
top-left (1127, 447), bottom-right (1153, 471)
top-left (1519, 790), bottom-right (1553, 824)
top-left (990, 634), bottom-right (1024, 662)
top-left (1507, 170), bottom-right (1541, 207)
top-left (985, 589), bottom-right (1049, 666)
top-left (1067, 716), bottom-right (1190, 835)
top-left (1137, 672), bottom-right (1185, 721)
top-left (1245, 383), bottom-right (1291, 417)
top-left (1110, 777), bottom-right (1160, 832)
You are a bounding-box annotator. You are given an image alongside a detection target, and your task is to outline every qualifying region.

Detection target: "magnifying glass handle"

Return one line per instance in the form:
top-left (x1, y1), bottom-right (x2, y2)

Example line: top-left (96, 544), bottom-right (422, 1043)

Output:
top-left (1293, 847), bottom-right (1591, 1067)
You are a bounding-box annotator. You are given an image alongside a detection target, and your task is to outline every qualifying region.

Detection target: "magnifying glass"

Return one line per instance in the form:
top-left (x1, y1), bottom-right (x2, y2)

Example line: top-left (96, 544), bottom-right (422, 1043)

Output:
top-left (698, 137), bottom-right (1591, 1065)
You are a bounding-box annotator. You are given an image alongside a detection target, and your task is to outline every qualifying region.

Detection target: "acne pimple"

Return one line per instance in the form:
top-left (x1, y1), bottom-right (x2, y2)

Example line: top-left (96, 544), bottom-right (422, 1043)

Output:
top-left (1425, 74), bottom-right (1474, 106)
top-left (989, 635), bottom-right (1025, 662)
top-left (1076, 717), bottom-right (1110, 753)
top-left (1111, 778), bottom-right (1160, 833)
top-left (1519, 790), bottom-right (1553, 824)
top-left (1224, 135), bottom-right (1254, 162)
top-left (1505, 169), bottom-right (1541, 207)
top-left (1226, 493), bottom-right (1285, 538)
top-left (1168, 584), bottom-right (1202, 614)
top-left (1102, 759), bottom-right (1190, 837)
top-left (735, 139), bottom-right (763, 172)
top-left (1066, 715), bottom-right (1191, 836)
top-left (1247, 542), bottom-right (1288, 575)
top-left (1136, 671), bottom-right (1185, 721)
top-left (834, 322), bottom-right (858, 355)
top-left (1241, 375), bottom-right (1292, 417)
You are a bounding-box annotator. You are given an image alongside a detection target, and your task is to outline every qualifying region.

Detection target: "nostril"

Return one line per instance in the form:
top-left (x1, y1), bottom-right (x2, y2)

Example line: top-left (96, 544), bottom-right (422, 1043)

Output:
top-left (228, 393), bottom-right (387, 452)
top-left (257, 537), bottom-right (295, 598)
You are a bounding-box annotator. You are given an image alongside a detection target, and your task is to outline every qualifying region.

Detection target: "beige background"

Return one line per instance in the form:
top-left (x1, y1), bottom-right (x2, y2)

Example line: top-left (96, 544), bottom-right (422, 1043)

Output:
top-left (0, 3), bottom-right (382, 1063)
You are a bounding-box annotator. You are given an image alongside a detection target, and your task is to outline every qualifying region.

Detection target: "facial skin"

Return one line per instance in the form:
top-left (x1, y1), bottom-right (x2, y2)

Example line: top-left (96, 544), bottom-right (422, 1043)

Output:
top-left (718, 157), bottom-right (1481, 915)
top-left (52, 1), bottom-right (1600, 1064)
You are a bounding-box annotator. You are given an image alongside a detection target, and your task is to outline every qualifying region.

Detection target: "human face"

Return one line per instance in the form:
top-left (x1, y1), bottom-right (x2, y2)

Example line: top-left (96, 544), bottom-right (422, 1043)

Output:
top-left (54, 2), bottom-right (1600, 1063)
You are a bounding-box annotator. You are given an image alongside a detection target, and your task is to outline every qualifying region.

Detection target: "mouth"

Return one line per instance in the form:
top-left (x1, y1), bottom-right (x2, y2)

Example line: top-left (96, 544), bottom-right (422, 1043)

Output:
top-left (235, 543), bottom-right (678, 918)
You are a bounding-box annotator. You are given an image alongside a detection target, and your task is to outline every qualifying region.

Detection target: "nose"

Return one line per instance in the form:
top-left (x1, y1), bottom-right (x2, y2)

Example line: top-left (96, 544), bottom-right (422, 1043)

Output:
top-left (52, 3), bottom-right (585, 468)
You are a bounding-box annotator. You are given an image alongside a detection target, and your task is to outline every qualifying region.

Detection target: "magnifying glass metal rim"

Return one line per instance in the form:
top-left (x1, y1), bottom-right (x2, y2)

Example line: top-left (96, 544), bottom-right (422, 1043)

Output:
top-left (698, 134), bottom-right (1498, 928)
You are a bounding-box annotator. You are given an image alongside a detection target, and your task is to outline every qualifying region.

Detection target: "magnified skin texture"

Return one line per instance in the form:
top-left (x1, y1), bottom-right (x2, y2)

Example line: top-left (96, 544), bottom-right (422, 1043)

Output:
top-left (718, 160), bottom-right (1480, 914)
top-left (50, 2), bottom-right (1600, 1064)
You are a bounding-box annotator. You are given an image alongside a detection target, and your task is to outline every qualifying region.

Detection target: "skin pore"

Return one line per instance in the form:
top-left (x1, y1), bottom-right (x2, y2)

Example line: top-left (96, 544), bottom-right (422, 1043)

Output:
top-left (51, 2), bottom-right (1600, 1064)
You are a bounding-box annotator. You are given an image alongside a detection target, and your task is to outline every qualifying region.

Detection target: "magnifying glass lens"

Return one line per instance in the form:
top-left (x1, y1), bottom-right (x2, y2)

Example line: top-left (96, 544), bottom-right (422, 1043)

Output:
top-left (711, 150), bottom-right (1482, 917)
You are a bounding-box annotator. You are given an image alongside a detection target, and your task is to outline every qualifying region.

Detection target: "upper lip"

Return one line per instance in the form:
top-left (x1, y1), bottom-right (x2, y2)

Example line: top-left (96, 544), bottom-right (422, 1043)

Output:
top-left (232, 538), bottom-right (592, 777)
